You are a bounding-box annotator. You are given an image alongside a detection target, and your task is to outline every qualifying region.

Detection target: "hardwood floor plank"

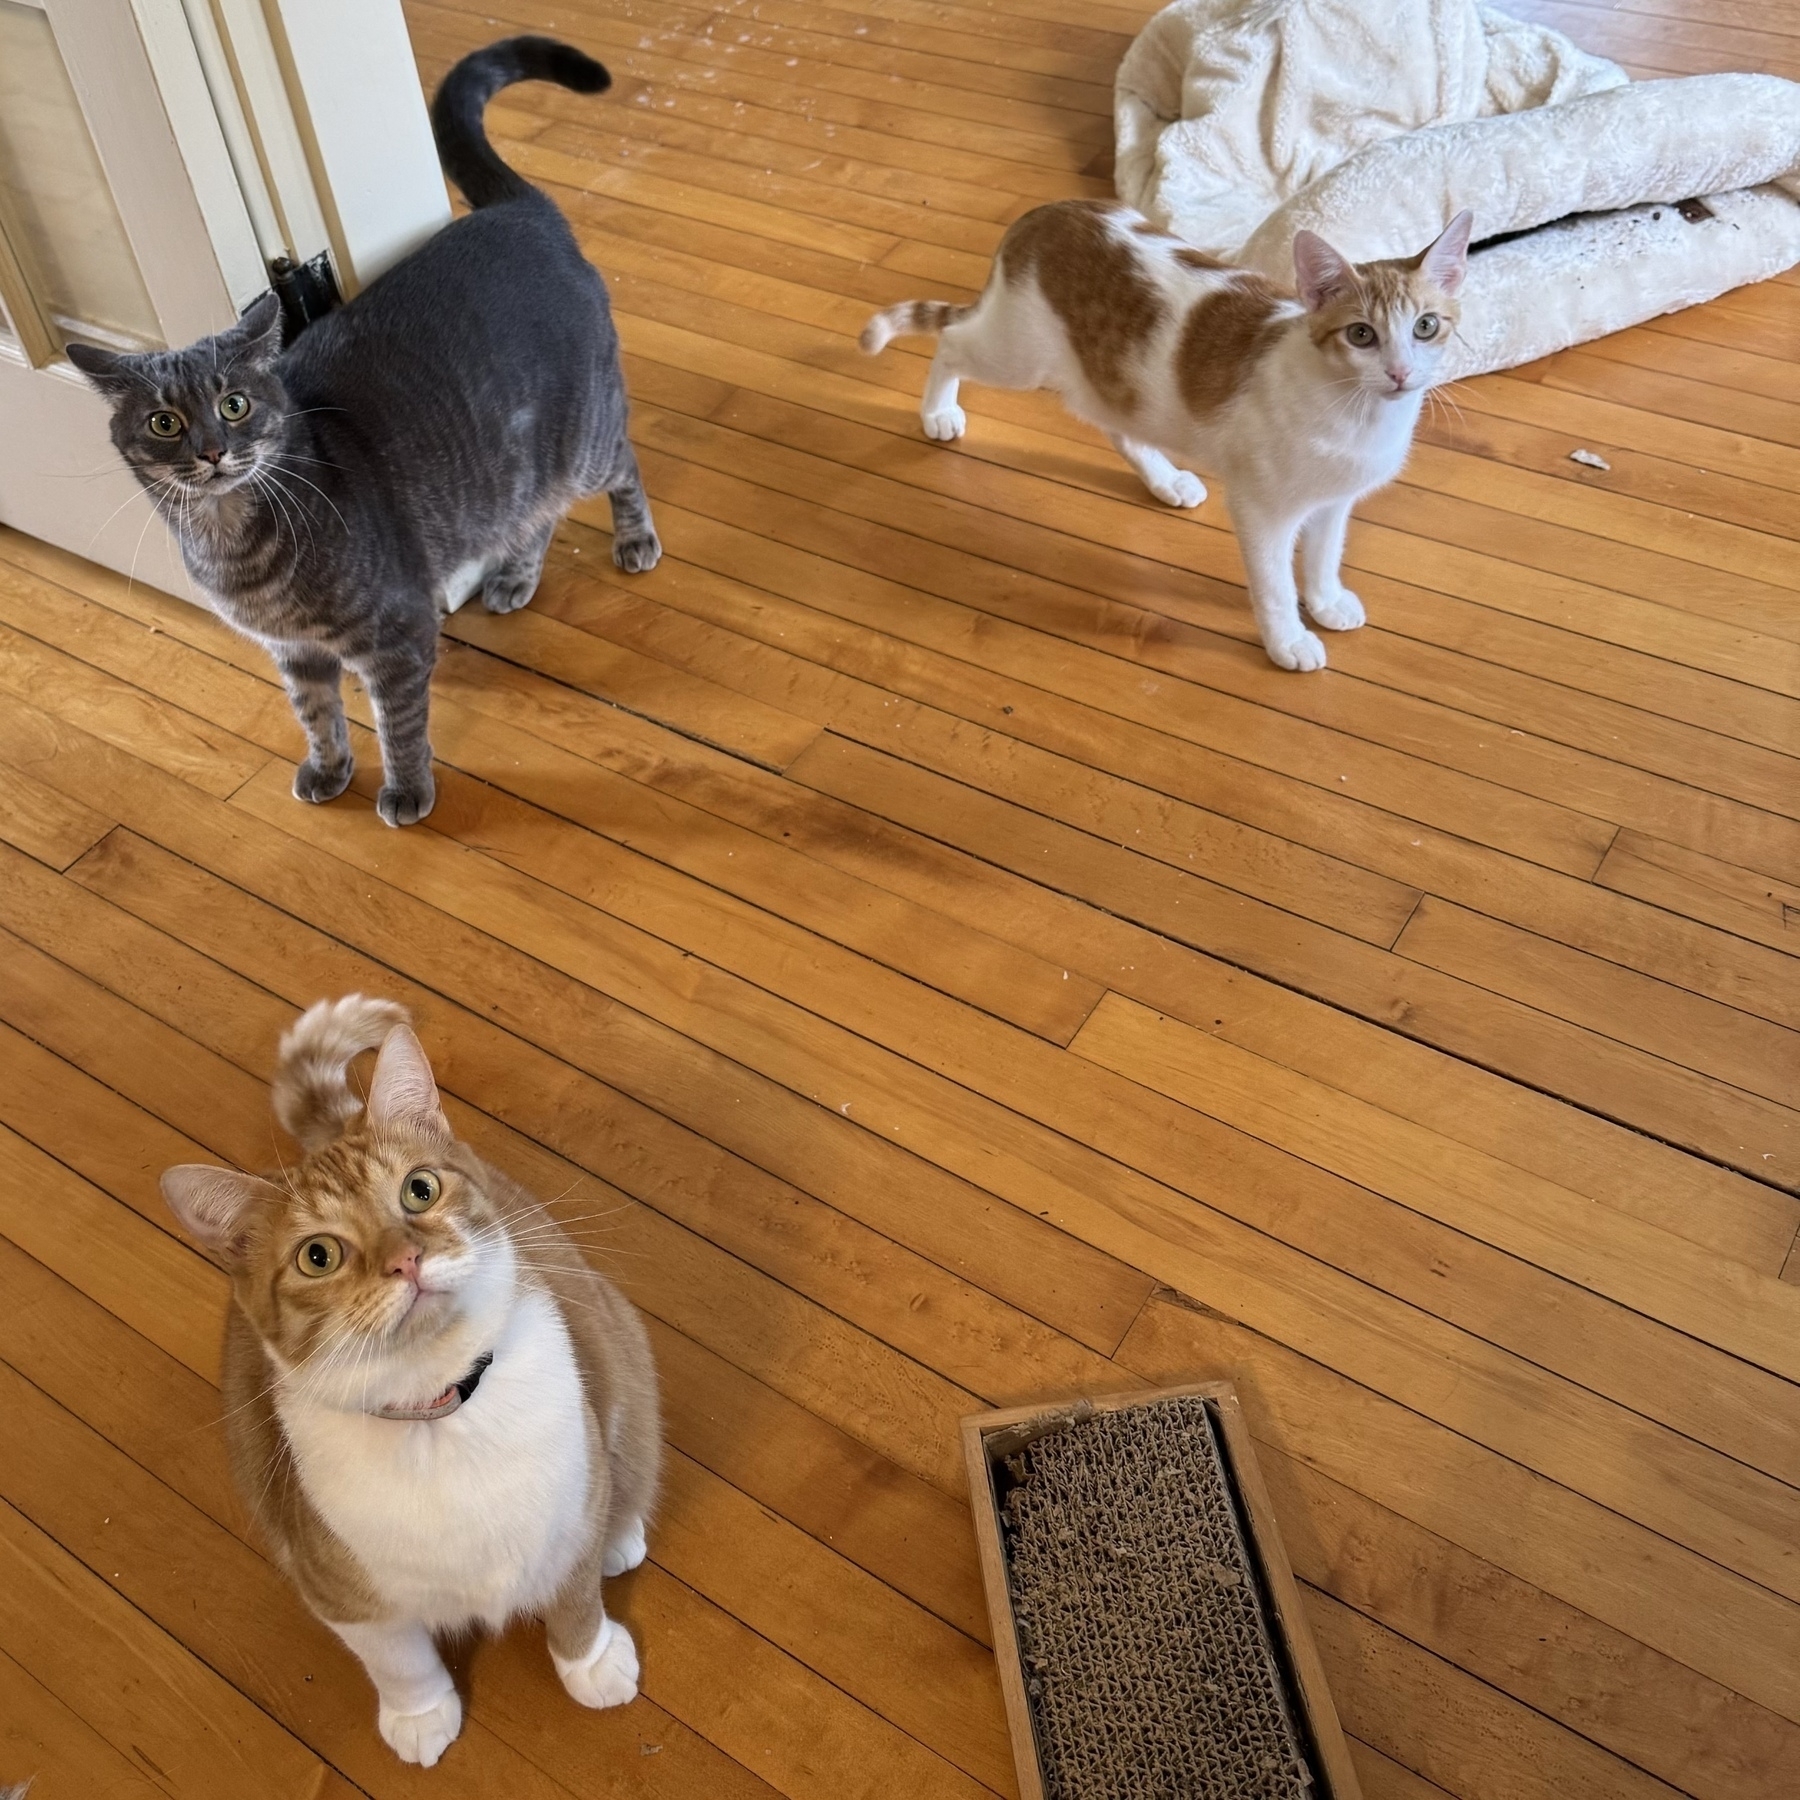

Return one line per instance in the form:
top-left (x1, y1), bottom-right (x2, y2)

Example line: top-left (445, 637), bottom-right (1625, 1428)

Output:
top-left (1262, 1449), bottom-right (1800, 1800)
top-left (1596, 830), bottom-right (1800, 955)
top-left (0, 757), bottom-right (110, 872)
top-left (1306, 1587), bottom-right (1687, 1800)
top-left (1069, 992), bottom-right (1800, 1386)
top-left (0, 1466), bottom-right (359, 1800)
top-left (1394, 896), bottom-right (1800, 1109)
top-left (469, 575), bottom-right (1800, 1265)
top-left (0, 1646), bottom-right (173, 1800)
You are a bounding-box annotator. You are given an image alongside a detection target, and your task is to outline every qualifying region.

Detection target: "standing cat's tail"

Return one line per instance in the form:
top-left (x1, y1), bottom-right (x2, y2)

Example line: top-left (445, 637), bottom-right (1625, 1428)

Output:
top-left (274, 995), bottom-right (411, 1151)
top-left (432, 37), bottom-right (610, 209)
top-left (859, 301), bottom-right (972, 355)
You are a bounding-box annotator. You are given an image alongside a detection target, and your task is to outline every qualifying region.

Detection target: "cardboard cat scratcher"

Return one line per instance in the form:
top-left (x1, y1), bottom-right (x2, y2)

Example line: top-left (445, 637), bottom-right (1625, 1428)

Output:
top-left (964, 1383), bottom-right (1360, 1799)
top-left (1115, 0), bottom-right (1800, 381)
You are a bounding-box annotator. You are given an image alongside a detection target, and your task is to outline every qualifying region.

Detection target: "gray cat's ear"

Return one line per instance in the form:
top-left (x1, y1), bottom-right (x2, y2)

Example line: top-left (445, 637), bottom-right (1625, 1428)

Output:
top-left (161, 1165), bottom-right (285, 1264)
top-left (65, 339), bottom-right (146, 396)
top-left (225, 291), bottom-right (284, 368)
top-left (1421, 210), bottom-right (1474, 296)
top-left (1293, 231), bottom-right (1357, 311)
top-left (367, 1025), bottom-right (451, 1139)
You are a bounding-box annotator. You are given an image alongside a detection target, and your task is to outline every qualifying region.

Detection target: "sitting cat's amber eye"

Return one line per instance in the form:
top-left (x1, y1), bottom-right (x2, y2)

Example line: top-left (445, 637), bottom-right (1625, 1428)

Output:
top-left (1345, 322), bottom-right (1377, 348)
top-left (1413, 315), bottom-right (1441, 341)
top-left (296, 1234), bottom-right (343, 1277)
top-left (401, 1168), bottom-right (441, 1214)
top-left (218, 391), bottom-right (251, 422)
top-left (147, 410), bottom-right (184, 439)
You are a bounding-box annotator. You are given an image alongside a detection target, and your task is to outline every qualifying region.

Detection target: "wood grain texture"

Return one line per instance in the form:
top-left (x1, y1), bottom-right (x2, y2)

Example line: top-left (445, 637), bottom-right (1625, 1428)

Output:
top-left (0, 0), bottom-right (1795, 1794)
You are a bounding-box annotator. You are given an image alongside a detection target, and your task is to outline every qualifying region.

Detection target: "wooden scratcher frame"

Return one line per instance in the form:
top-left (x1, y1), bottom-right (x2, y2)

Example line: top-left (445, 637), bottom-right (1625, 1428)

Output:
top-left (962, 1380), bottom-right (1362, 1800)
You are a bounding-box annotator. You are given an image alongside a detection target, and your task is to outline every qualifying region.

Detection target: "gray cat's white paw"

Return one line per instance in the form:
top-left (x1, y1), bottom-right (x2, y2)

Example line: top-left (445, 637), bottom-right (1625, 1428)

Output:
top-left (1149, 470), bottom-right (1206, 508)
top-left (555, 1616), bottom-right (639, 1710)
top-left (613, 530), bottom-right (662, 574)
top-left (1265, 630), bottom-right (1328, 673)
top-left (378, 1687), bottom-right (461, 1767)
top-left (922, 405), bottom-right (966, 441)
top-left (293, 758), bottom-right (353, 804)
top-left (1306, 586), bottom-right (1365, 632)
top-left (376, 774), bottom-right (435, 828)
top-left (602, 1516), bottom-right (648, 1577)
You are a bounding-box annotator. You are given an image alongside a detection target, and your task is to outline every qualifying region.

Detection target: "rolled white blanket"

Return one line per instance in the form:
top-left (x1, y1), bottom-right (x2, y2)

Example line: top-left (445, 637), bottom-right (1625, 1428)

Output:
top-left (1116, 0), bottom-right (1800, 378)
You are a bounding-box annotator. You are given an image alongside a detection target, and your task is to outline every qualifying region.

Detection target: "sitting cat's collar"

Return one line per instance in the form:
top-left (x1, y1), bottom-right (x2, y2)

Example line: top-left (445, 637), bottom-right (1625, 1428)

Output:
top-left (370, 1351), bottom-right (494, 1423)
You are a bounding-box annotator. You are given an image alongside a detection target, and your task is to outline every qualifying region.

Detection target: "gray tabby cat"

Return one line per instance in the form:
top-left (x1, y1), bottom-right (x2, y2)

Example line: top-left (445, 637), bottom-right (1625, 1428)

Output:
top-left (68, 37), bottom-right (659, 826)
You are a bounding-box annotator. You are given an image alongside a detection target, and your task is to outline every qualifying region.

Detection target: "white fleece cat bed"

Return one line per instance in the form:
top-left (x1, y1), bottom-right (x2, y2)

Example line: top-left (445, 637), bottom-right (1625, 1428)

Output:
top-left (1114, 0), bottom-right (1800, 380)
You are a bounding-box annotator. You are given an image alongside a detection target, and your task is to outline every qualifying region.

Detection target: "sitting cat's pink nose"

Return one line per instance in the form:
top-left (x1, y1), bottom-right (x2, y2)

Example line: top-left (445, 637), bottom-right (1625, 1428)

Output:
top-left (386, 1245), bottom-right (421, 1283)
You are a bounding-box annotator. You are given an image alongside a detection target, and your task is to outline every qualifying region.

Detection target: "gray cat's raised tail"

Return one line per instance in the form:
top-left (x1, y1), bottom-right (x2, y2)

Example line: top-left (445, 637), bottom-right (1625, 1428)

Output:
top-left (431, 36), bottom-right (610, 208)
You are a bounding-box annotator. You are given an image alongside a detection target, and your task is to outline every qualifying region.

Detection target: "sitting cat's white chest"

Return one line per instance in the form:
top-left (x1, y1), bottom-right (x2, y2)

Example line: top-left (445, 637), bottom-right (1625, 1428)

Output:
top-left (280, 1288), bottom-right (591, 1629)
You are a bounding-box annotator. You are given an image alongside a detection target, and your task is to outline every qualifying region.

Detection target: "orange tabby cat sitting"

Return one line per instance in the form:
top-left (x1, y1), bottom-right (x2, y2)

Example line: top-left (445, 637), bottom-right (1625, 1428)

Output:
top-left (161, 997), bottom-right (660, 1768)
top-left (863, 201), bottom-right (1473, 672)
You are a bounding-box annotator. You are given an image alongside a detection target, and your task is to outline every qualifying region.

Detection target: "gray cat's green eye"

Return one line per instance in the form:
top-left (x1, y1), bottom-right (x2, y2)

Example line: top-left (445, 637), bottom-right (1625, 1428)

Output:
top-left (218, 391), bottom-right (251, 422)
top-left (296, 1234), bottom-right (343, 1277)
top-left (1413, 315), bottom-right (1441, 341)
top-left (147, 410), bottom-right (185, 439)
top-left (1345, 322), bottom-right (1378, 348)
top-left (401, 1168), bottom-right (441, 1214)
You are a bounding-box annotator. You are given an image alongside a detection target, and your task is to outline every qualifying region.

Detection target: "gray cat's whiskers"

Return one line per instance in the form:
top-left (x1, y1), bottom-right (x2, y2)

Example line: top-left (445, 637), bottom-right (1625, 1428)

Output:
top-left (262, 454), bottom-right (351, 538)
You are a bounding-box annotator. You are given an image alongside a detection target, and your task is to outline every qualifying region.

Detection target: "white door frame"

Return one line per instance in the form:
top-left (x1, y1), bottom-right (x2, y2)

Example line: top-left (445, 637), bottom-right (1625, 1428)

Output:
top-left (0, 0), bottom-right (449, 592)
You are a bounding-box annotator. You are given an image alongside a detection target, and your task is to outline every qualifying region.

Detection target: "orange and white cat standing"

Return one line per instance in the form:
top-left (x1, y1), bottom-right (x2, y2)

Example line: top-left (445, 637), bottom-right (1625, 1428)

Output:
top-left (161, 997), bottom-right (660, 1768)
top-left (862, 202), bottom-right (1474, 672)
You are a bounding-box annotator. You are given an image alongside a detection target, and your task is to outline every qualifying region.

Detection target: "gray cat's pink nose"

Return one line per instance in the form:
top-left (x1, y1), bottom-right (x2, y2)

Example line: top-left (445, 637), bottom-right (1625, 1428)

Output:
top-left (198, 448), bottom-right (224, 464)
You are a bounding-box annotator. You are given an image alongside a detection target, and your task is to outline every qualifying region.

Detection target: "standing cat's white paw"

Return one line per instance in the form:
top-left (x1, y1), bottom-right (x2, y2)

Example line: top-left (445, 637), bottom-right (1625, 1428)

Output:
top-left (554, 1616), bottom-right (639, 1711)
top-left (1305, 586), bottom-right (1365, 632)
top-left (378, 1687), bottom-right (462, 1767)
top-left (1265, 630), bottom-right (1329, 673)
top-left (1149, 469), bottom-right (1207, 508)
top-left (602, 1516), bottom-right (648, 1577)
top-left (922, 405), bottom-right (966, 441)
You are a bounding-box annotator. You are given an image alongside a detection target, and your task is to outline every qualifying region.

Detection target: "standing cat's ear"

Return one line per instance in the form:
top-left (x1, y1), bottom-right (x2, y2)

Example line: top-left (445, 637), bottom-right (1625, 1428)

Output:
top-left (223, 291), bottom-right (285, 369)
top-left (1293, 231), bottom-right (1358, 312)
top-left (162, 1165), bottom-right (286, 1265)
top-left (1420, 209), bottom-right (1475, 297)
top-left (367, 1025), bottom-right (451, 1140)
top-left (65, 339), bottom-right (149, 397)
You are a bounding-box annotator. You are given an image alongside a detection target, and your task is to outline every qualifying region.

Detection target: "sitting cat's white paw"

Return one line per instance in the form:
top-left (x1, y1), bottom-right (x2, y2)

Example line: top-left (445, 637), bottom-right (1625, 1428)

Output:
top-left (922, 405), bottom-right (966, 442)
top-left (1306, 586), bottom-right (1365, 632)
top-left (1149, 469), bottom-right (1207, 508)
top-left (555, 1617), bottom-right (639, 1711)
top-left (378, 1687), bottom-right (461, 1767)
top-left (602, 1516), bottom-right (648, 1578)
top-left (1265, 630), bottom-right (1328, 673)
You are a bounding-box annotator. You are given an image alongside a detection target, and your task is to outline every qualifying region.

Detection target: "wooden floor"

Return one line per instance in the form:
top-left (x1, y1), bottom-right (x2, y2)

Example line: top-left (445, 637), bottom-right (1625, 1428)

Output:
top-left (4, 0), bottom-right (1799, 1794)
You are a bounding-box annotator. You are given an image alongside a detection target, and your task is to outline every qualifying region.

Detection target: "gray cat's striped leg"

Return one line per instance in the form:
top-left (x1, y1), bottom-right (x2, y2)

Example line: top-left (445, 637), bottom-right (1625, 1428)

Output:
top-left (605, 448), bottom-right (661, 574)
top-left (273, 643), bottom-right (353, 804)
top-left (358, 645), bottom-right (437, 828)
top-left (482, 517), bottom-right (556, 614)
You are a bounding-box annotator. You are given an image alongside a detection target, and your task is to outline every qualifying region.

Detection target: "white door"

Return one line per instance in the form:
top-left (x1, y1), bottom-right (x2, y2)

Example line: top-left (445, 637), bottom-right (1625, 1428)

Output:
top-left (0, 0), bottom-right (450, 596)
